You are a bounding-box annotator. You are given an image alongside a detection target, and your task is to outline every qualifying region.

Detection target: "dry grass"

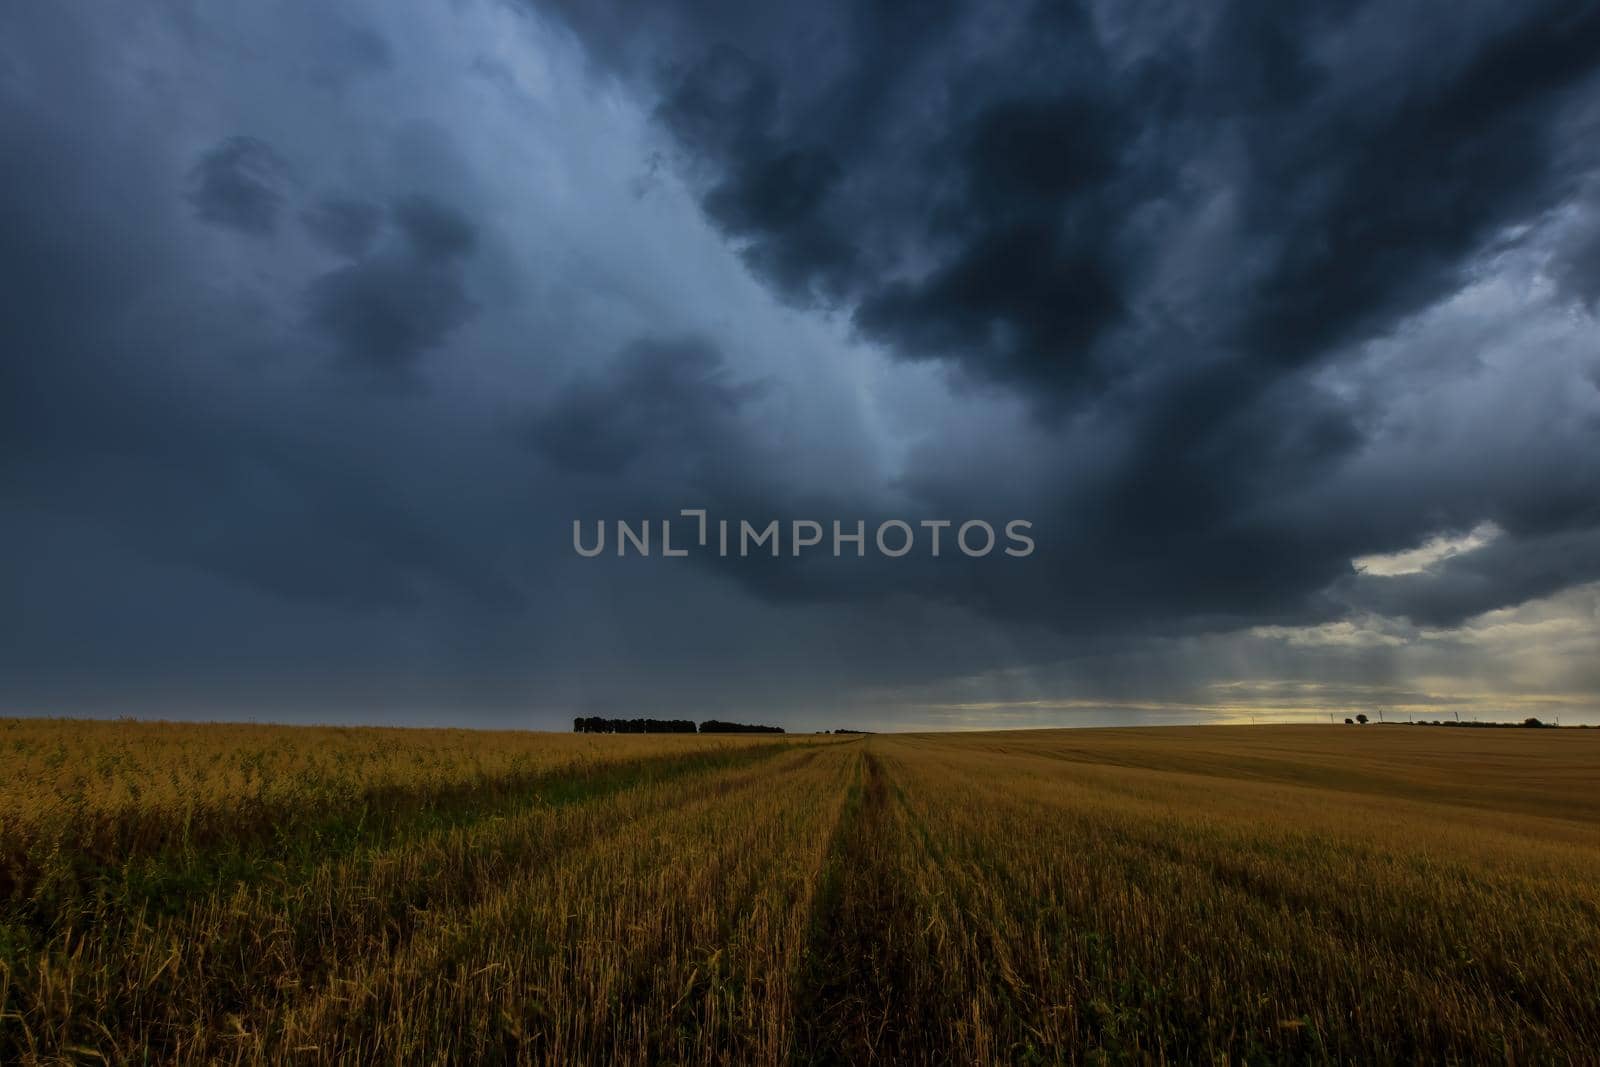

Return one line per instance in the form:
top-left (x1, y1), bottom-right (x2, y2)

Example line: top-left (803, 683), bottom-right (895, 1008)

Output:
top-left (0, 719), bottom-right (794, 906)
top-left (0, 717), bottom-right (778, 848)
top-left (860, 728), bottom-right (1600, 1062)
top-left (3, 720), bottom-right (1598, 1062)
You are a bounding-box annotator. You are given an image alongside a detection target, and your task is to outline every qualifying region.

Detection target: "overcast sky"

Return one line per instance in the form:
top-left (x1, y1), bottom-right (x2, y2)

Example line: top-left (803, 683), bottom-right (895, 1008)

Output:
top-left (4, 1), bottom-right (1599, 730)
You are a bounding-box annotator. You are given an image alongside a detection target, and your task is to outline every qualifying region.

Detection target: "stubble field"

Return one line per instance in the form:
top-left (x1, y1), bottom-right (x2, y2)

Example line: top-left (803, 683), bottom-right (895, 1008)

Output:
top-left (2, 718), bottom-right (1598, 1063)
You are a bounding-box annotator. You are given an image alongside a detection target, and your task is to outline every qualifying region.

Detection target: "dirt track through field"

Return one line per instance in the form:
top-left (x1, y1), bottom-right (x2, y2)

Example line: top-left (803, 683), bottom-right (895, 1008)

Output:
top-left (792, 750), bottom-right (923, 1064)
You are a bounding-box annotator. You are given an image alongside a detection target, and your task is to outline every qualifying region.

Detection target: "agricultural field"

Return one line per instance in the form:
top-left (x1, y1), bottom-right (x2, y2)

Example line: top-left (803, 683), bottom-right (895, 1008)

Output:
top-left (2, 720), bottom-right (1599, 1063)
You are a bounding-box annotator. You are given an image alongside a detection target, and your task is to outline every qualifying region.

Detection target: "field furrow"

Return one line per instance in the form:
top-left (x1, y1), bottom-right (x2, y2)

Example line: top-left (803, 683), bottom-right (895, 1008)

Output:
top-left (269, 743), bottom-right (855, 1064)
top-left (1, 734), bottom-right (825, 1062)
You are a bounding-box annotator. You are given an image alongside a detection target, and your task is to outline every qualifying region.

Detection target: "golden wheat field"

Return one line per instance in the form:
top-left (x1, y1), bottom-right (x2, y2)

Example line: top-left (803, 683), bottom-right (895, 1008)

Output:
top-left (2, 719), bottom-right (1598, 1063)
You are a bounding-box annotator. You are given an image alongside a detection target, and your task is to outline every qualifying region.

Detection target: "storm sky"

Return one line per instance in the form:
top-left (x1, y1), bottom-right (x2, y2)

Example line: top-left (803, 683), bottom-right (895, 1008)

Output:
top-left (4, 1), bottom-right (1600, 730)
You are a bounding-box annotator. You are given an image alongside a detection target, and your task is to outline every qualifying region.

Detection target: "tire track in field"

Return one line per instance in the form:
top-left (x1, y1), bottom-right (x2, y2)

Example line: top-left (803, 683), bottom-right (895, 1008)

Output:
top-left (254, 748), bottom-right (820, 1004)
top-left (793, 748), bottom-right (930, 1065)
top-left (7, 746), bottom-right (814, 1064)
top-left (325, 748), bottom-right (813, 948)
top-left (4, 741), bottom-right (801, 932)
top-left (265, 745), bottom-right (837, 1060)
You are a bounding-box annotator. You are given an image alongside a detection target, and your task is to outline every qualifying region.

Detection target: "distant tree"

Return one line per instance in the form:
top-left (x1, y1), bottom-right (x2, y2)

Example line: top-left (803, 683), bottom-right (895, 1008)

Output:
top-left (1523, 717), bottom-right (1545, 728)
top-left (1355, 713), bottom-right (1369, 725)
top-left (1343, 717), bottom-right (1354, 725)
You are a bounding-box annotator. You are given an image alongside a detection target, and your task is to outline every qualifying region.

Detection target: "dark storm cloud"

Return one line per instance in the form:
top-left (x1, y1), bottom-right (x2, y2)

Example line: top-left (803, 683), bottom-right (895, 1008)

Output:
top-left (188, 136), bottom-right (293, 236)
top-left (305, 195), bottom-right (480, 373)
top-left (5, 0), bottom-right (1600, 726)
top-left (0, 9), bottom-right (516, 625)
top-left (1551, 193), bottom-right (1600, 310)
top-left (533, 0), bottom-right (1600, 637)
top-left (1342, 527), bottom-right (1600, 628)
top-left (531, 336), bottom-right (767, 476)
top-left (393, 194), bottom-right (478, 262)
top-left (304, 18), bottom-right (392, 90)
top-left (590, 0), bottom-right (1600, 399)
top-left (528, 335), bottom-right (937, 608)
top-left (301, 196), bottom-right (383, 258)
top-left (1222, 3), bottom-right (1600, 368)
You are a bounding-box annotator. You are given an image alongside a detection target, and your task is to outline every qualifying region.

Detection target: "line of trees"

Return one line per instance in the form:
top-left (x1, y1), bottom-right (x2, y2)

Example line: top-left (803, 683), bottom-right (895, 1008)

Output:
top-left (572, 717), bottom-right (695, 734)
top-left (1405, 717), bottom-right (1560, 729)
top-left (1343, 715), bottom-right (1568, 728)
top-left (572, 717), bottom-right (785, 734)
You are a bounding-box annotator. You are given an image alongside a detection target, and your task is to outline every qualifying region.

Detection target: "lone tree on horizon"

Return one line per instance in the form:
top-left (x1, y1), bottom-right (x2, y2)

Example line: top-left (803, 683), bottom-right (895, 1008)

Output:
top-left (1356, 713), bottom-right (1369, 725)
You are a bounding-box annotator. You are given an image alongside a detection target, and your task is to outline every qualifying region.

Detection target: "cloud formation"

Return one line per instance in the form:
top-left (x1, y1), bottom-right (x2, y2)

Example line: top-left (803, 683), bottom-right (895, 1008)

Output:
top-left (530, 0), bottom-right (1600, 642)
top-left (189, 137), bottom-right (294, 236)
top-left (2, 0), bottom-right (1599, 727)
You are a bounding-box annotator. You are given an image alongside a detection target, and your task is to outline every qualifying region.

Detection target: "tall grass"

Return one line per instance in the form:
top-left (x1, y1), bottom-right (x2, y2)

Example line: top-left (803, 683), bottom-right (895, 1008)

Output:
top-left (858, 728), bottom-right (1600, 1062)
